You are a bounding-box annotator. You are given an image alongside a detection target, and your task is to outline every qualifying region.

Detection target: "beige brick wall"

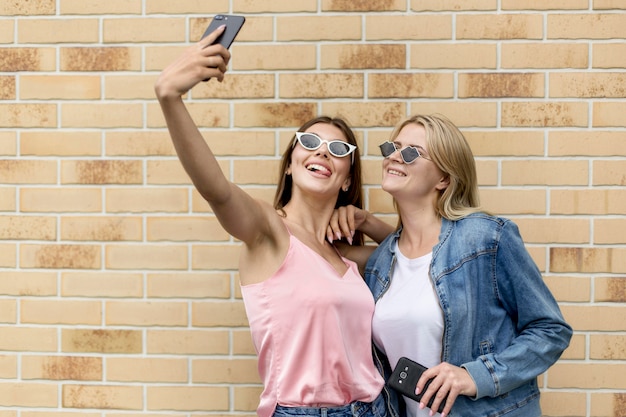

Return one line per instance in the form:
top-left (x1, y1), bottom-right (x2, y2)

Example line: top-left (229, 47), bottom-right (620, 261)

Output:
top-left (1, 1), bottom-right (624, 416)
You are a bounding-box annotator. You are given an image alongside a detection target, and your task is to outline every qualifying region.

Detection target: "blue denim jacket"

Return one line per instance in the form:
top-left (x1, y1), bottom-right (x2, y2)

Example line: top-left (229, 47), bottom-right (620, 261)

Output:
top-left (365, 213), bottom-right (572, 417)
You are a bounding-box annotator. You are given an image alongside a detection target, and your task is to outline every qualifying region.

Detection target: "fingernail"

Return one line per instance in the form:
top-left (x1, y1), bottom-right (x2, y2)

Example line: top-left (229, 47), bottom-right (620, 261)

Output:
top-left (335, 232), bottom-right (341, 241)
top-left (429, 410), bottom-right (434, 417)
top-left (347, 237), bottom-right (353, 245)
top-left (415, 387), bottom-right (420, 395)
top-left (350, 230), bottom-right (355, 237)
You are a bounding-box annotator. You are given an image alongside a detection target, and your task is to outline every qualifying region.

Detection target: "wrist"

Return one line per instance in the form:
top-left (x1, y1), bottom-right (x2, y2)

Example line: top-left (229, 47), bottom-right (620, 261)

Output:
top-left (154, 78), bottom-right (182, 102)
top-left (360, 211), bottom-right (373, 231)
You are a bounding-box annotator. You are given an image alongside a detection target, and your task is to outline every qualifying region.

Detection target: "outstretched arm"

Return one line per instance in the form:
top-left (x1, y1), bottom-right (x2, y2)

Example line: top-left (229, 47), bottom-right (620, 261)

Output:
top-left (154, 27), bottom-right (275, 245)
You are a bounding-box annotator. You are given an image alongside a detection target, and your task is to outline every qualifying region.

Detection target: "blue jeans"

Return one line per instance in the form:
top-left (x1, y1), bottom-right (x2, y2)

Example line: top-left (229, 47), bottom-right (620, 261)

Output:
top-left (273, 393), bottom-right (388, 417)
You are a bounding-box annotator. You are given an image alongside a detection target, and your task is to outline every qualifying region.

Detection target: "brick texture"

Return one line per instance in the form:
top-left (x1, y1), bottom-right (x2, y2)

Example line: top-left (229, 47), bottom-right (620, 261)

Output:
top-left (1, 2), bottom-right (624, 417)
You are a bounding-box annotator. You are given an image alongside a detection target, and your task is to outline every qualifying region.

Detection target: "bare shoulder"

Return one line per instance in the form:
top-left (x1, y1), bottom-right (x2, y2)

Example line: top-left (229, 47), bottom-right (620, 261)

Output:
top-left (238, 201), bottom-right (291, 286)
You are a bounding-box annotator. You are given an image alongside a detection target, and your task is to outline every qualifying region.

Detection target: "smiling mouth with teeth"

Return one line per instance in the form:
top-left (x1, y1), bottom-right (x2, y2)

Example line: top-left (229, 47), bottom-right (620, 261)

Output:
top-left (307, 164), bottom-right (331, 176)
top-left (388, 169), bottom-right (406, 177)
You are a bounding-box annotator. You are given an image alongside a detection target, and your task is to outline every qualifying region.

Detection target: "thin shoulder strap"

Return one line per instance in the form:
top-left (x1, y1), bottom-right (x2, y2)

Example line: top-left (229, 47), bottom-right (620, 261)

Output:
top-left (280, 218), bottom-right (293, 236)
top-left (330, 242), bottom-right (346, 259)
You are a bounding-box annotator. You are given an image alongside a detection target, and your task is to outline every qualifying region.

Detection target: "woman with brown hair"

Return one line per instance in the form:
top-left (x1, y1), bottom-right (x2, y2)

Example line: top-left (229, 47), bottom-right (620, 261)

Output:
top-left (154, 26), bottom-right (392, 417)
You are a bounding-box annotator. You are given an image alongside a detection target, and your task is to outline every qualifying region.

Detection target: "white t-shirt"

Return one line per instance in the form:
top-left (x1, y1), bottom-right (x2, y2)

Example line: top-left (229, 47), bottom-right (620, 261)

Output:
top-left (372, 243), bottom-right (444, 417)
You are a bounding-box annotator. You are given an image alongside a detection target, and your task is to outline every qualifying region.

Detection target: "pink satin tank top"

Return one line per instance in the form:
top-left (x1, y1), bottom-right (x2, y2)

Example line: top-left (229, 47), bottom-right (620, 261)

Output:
top-left (240, 234), bottom-right (384, 417)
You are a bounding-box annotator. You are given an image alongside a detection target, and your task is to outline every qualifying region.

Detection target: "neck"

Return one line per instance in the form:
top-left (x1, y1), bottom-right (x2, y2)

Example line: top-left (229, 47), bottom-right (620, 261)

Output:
top-left (397, 205), bottom-right (441, 258)
top-left (282, 198), bottom-right (336, 245)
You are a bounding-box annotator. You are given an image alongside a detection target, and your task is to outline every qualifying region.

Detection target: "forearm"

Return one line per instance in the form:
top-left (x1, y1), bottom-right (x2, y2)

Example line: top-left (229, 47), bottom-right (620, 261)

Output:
top-left (156, 93), bottom-right (231, 203)
top-left (462, 320), bottom-right (571, 399)
top-left (359, 211), bottom-right (395, 244)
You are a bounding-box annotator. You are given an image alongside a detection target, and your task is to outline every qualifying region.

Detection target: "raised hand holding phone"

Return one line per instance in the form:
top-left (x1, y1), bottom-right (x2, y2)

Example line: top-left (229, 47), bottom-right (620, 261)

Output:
top-left (155, 27), bottom-right (231, 99)
top-left (200, 15), bottom-right (245, 81)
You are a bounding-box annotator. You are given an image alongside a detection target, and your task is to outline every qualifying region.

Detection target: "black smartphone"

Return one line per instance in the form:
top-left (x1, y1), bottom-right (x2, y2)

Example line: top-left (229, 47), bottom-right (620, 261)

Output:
top-left (387, 357), bottom-right (448, 414)
top-left (201, 14), bottom-right (246, 49)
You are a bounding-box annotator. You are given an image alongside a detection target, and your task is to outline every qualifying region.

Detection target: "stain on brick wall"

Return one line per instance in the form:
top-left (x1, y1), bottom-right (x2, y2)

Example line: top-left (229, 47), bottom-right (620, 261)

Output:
top-left (62, 329), bottom-right (142, 353)
top-left (0, 76), bottom-right (16, 99)
top-left (61, 47), bottom-right (135, 71)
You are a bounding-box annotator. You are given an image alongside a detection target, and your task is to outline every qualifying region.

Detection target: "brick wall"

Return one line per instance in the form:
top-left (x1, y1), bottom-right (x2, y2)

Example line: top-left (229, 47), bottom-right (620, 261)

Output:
top-left (1, 1), bottom-right (625, 416)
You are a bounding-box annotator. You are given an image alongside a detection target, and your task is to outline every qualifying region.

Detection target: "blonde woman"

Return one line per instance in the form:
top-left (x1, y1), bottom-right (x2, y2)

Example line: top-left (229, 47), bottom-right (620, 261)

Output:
top-left (334, 114), bottom-right (572, 417)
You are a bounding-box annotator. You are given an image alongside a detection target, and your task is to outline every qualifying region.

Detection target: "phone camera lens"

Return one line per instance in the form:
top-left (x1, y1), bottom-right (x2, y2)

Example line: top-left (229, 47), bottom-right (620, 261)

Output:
top-left (215, 15), bottom-right (224, 20)
top-left (400, 371), bottom-right (407, 378)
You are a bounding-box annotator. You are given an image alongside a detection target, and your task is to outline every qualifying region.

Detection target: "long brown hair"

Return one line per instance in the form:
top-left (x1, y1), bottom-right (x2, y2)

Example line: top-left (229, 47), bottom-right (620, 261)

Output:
top-left (274, 116), bottom-right (365, 245)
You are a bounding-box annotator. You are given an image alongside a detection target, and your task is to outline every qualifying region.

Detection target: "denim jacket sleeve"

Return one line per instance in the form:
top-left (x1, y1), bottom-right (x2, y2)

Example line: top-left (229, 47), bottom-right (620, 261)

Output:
top-left (461, 219), bottom-right (572, 399)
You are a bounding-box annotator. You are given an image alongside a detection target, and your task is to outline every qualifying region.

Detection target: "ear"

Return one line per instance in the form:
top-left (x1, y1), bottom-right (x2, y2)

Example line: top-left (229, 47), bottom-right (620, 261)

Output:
top-left (285, 165), bottom-right (292, 176)
top-left (342, 177), bottom-right (351, 192)
top-left (436, 175), bottom-right (450, 191)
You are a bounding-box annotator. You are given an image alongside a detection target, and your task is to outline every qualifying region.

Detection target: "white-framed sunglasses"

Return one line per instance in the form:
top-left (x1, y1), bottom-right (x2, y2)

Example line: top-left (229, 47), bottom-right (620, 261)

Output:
top-left (379, 141), bottom-right (429, 164)
top-left (294, 132), bottom-right (357, 163)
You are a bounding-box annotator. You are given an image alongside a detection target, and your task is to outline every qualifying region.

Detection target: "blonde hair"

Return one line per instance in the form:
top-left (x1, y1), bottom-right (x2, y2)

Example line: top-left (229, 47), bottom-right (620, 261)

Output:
top-left (389, 114), bottom-right (483, 221)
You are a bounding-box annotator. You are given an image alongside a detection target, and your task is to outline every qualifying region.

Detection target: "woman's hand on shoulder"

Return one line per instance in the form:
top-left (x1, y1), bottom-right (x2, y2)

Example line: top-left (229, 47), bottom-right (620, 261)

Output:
top-left (155, 25), bottom-right (231, 100)
top-left (327, 205), bottom-right (395, 245)
top-left (327, 205), bottom-right (366, 245)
